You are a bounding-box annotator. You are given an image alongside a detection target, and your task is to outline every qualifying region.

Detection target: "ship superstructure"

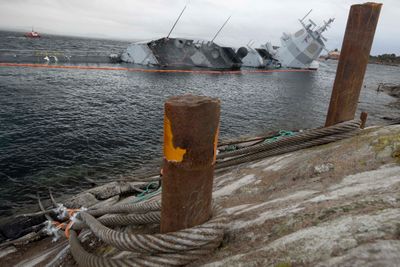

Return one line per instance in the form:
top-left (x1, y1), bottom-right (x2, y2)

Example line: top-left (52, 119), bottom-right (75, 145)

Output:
top-left (273, 10), bottom-right (334, 69)
top-left (242, 10), bottom-right (334, 70)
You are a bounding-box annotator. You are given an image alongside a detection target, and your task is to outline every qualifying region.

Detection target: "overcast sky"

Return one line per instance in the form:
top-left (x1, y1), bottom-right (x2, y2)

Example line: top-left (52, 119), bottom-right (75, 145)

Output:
top-left (0, 0), bottom-right (398, 55)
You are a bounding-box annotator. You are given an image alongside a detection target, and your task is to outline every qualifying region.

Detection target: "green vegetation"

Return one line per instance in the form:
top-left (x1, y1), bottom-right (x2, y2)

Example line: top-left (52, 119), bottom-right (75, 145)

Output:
top-left (370, 53), bottom-right (400, 65)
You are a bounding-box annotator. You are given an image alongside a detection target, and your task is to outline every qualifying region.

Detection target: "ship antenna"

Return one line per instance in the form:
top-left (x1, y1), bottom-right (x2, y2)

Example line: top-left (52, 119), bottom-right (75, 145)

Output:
top-left (211, 15), bottom-right (231, 43)
top-left (247, 40), bottom-right (255, 48)
top-left (247, 39), bottom-right (253, 46)
top-left (167, 5), bottom-right (187, 38)
top-left (300, 9), bottom-right (312, 23)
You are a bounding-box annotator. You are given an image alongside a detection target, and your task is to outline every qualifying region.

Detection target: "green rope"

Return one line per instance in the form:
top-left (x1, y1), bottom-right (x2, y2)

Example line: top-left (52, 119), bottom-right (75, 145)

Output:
top-left (132, 182), bottom-right (161, 203)
top-left (264, 130), bottom-right (295, 143)
top-left (225, 144), bottom-right (238, 152)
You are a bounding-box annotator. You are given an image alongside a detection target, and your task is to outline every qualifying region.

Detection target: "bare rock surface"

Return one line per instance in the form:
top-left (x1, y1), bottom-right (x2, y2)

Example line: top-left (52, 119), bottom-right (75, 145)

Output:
top-left (378, 83), bottom-right (400, 98)
top-left (199, 125), bottom-right (400, 266)
top-left (2, 125), bottom-right (400, 266)
top-left (317, 240), bottom-right (400, 267)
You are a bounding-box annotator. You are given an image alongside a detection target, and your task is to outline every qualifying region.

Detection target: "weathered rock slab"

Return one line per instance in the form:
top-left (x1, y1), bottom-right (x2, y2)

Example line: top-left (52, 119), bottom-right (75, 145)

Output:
top-left (2, 125), bottom-right (400, 266)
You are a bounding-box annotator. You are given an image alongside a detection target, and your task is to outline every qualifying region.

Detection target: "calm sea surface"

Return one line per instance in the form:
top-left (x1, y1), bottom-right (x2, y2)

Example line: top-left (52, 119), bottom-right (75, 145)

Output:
top-left (0, 31), bottom-right (399, 217)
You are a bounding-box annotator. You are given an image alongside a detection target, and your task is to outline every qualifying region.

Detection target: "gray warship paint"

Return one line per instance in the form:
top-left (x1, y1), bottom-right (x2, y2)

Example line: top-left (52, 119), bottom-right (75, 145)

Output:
top-left (121, 37), bottom-right (247, 70)
top-left (241, 47), bottom-right (278, 69)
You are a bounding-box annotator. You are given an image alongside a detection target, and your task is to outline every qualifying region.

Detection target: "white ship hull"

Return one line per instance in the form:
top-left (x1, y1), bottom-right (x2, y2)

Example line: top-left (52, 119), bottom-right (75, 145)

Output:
top-left (241, 49), bottom-right (265, 68)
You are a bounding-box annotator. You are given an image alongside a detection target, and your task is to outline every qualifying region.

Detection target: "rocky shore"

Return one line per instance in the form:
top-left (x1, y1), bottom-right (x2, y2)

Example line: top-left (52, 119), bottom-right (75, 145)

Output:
top-left (0, 123), bottom-right (399, 266)
top-left (378, 83), bottom-right (400, 117)
top-left (378, 83), bottom-right (400, 98)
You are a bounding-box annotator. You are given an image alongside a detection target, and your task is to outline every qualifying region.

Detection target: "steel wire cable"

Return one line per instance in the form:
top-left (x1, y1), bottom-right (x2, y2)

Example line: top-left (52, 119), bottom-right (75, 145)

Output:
top-left (69, 204), bottom-right (227, 267)
top-left (72, 211), bottom-right (161, 230)
top-left (79, 206), bottom-right (226, 253)
top-left (217, 119), bottom-right (361, 160)
top-left (87, 200), bottom-right (161, 217)
top-left (216, 130), bottom-right (360, 169)
top-left (70, 230), bottom-right (222, 267)
top-left (50, 119), bottom-right (363, 266)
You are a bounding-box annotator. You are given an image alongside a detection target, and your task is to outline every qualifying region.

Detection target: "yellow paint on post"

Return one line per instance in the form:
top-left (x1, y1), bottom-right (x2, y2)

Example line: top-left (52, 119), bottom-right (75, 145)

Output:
top-left (213, 125), bottom-right (220, 164)
top-left (164, 115), bottom-right (186, 162)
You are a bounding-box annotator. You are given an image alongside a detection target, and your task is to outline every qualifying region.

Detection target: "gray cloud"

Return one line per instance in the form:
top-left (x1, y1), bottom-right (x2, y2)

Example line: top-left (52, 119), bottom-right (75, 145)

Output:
top-left (0, 0), bottom-right (398, 54)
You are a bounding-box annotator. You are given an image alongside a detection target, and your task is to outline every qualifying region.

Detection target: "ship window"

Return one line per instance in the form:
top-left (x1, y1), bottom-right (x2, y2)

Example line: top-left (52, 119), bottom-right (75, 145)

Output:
top-left (306, 43), bottom-right (319, 54)
top-left (294, 29), bottom-right (305, 37)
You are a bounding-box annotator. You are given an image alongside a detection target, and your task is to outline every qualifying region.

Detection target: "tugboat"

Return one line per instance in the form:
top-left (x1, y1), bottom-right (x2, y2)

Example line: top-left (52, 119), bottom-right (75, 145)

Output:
top-left (24, 27), bottom-right (41, 38)
top-left (121, 6), bottom-right (247, 70)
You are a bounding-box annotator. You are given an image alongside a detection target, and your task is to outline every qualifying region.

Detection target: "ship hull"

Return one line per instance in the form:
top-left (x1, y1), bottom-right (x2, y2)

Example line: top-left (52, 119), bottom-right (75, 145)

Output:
top-left (241, 48), bottom-right (281, 69)
top-left (121, 37), bottom-right (244, 70)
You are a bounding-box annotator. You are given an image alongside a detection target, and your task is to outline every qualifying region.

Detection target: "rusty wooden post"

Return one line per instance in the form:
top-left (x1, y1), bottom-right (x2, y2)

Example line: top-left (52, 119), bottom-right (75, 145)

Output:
top-left (325, 2), bottom-right (382, 127)
top-left (161, 95), bottom-right (220, 233)
top-left (360, 111), bottom-right (368, 129)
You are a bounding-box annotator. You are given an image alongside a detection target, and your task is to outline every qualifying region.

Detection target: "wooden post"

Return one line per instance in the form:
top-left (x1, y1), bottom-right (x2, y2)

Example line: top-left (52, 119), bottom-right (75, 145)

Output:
top-left (325, 2), bottom-right (382, 127)
top-left (161, 95), bottom-right (220, 233)
top-left (360, 111), bottom-right (368, 129)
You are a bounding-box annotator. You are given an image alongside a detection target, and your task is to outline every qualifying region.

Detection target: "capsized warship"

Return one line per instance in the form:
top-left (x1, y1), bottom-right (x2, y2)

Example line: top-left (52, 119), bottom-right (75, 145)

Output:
top-left (242, 10), bottom-right (334, 70)
top-left (240, 41), bottom-right (281, 69)
top-left (121, 7), bottom-right (248, 70)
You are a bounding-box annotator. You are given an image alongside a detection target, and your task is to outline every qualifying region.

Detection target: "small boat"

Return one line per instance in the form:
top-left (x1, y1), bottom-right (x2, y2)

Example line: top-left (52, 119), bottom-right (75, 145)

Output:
top-left (24, 27), bottom-right (41, 38)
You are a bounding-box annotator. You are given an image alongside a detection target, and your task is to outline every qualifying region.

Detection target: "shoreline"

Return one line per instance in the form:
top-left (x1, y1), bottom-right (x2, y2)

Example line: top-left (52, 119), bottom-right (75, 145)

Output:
top-left (0, 123), bottom-right (399, 266)
top-left (320, 58), bottom-right (400, 67)
top-left (369, 60), bottom-right (399, 67)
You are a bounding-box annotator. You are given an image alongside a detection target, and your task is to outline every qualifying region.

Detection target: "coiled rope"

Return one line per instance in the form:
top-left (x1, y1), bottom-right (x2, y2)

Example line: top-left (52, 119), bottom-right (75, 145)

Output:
top-left (69, 203), bottom-right (227, 267)
top-left (28, 119), bottom-right (363, 266)
top-left (86, 199), bottom-right (161, 217)
top-left (71, 200), bottom-right (162, 230)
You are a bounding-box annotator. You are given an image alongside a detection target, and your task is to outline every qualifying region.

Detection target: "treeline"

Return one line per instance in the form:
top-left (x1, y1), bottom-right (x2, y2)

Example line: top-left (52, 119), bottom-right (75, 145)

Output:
top-left (370, 53), bottom-right (400, 65)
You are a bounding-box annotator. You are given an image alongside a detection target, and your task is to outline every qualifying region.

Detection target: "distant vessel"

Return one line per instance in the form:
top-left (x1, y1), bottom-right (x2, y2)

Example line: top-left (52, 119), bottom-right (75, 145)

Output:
top-left (121, 6), bottom-right (248, 70)
top-left (326, 49), bottom-right (341, 60)
top-left (242, 10), bottom-right (334, 70)
top-left (24, 27), bottom-right (41, 38)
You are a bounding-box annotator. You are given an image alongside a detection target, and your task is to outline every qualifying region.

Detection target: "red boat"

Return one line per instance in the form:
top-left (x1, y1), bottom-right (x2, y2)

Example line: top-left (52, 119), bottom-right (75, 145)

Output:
top-left (24, 28), bottom-right (41, 38)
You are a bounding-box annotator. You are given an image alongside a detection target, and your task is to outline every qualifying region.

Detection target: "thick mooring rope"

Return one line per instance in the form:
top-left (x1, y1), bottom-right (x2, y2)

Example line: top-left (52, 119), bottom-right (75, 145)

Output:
top-left (69, 202), bottom-right (227, 267)
top-left (87, 200), bottom-right (161, 217)
top-left (216, 119), bottom-right (361, 169)
top-left (72, 211), bottom-right (161, 230)
top-left (27, 119), bottom-right (364, 266)
top-left (217, 120), bottom-right (360, 160)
